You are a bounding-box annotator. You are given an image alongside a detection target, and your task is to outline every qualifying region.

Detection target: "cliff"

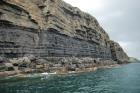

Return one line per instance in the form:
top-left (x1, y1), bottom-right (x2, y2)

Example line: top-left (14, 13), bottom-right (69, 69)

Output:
top-left (109, 41), bottom-right (129, 63)
top-left (0, 0), bottom-right (129, 76)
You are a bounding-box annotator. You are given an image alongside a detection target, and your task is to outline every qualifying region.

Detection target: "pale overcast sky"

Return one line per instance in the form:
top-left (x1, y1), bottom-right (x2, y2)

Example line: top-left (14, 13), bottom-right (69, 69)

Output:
top-left (63, 0), bottom-right (140, 59)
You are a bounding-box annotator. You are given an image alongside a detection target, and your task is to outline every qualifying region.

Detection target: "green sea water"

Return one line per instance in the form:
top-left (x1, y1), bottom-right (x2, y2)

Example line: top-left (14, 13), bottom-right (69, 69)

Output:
top-left (0, 63), bottom-right (140, 93)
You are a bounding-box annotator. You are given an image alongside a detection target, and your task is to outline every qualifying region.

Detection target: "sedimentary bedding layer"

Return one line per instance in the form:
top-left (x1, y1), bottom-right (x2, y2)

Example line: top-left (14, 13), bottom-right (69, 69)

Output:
top-left (0, 0), bottom-right (129, 76)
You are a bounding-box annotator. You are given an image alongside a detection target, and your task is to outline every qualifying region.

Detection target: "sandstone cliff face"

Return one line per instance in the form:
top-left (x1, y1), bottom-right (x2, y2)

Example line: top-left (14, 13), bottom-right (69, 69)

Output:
top-left (42, 0), bottom-right (110, 45)
top-left (0, 0), bottom-right (129, 63)
top-left (0, 0), bottom-right (47, 29)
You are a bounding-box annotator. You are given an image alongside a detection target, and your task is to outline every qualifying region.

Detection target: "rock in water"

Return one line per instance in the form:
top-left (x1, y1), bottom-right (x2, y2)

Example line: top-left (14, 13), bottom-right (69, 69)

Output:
top-left (0, 0), bottom-right (129, 75)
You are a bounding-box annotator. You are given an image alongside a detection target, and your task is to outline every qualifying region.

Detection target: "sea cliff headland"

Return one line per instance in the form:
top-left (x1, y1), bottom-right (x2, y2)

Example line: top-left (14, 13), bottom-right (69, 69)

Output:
top-left (0, 0), bottom-right (129, 77)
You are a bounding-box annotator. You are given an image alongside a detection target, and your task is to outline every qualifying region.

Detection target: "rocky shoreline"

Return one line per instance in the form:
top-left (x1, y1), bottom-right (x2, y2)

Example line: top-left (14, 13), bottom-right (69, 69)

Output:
top-left (0, 55), bottom-right (123, 78)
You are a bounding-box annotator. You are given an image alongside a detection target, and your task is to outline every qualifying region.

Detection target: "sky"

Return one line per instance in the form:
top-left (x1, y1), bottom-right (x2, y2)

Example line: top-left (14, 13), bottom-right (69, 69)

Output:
top-left (63, 0), bottom-right (140, 59)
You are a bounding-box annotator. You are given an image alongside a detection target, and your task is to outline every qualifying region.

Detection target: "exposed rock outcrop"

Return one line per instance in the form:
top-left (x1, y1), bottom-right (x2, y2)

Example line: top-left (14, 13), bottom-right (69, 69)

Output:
top-left (0, 0), bottom-right (129, 76)
top-left (109, 41), bottom-right (129, 64)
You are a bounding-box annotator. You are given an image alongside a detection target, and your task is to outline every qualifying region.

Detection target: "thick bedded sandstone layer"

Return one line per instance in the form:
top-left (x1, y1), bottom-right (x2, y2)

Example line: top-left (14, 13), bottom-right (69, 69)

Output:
top-left (0, 0), bottom-right (129, 75)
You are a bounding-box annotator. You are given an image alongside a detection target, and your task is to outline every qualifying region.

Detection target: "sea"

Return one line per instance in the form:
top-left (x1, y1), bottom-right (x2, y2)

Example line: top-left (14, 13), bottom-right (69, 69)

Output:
top-left (0, 62), bottom-right (140, 93)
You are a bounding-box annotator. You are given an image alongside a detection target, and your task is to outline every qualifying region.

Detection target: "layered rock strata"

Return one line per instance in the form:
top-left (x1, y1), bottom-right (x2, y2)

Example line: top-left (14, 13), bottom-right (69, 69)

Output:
top-left (0, 0), bottom-right (129, 76)
top-left (109, 41), bottom-right (129, 63)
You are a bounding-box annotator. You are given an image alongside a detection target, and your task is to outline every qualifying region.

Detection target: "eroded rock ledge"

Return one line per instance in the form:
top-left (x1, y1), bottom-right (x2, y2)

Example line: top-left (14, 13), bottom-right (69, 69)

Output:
top-left (0, 0), bottom-right (129, 76)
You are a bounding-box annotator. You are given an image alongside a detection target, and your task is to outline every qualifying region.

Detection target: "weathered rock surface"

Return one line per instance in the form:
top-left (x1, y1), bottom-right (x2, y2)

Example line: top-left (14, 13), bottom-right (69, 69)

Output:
top-left (109, 41), bottom-right (129, 63)
top-left (0, 0), bottom-right (129, 76)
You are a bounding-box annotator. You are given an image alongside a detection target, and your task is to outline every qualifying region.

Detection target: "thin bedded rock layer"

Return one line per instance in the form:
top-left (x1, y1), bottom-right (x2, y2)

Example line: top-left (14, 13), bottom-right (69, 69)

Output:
top-left (0, 0), bottom-right (129, 64)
